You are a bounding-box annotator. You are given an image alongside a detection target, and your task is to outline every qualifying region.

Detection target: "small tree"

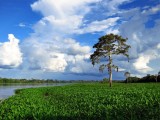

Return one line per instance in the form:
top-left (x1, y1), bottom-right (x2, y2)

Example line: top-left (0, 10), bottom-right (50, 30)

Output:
top-left (124, 71), bottom-right (130, 83)
top-left (155, 74), bottom-right (158, 82)
top-left (155, 71), bottom-right (160, 82)
top-left (102, 78), bottom-right (109, 83)
top-left (90, 33), bottom-right (130, 87)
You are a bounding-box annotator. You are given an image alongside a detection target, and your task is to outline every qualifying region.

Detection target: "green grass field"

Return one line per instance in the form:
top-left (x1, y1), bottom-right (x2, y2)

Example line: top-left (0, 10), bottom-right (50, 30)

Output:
top-left (0, 83), bottom-right (160, 120)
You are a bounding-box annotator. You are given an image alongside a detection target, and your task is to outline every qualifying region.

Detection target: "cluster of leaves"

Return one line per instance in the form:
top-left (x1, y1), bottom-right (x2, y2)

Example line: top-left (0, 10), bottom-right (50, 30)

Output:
top-left (1, 83), bottom-right (160, 120)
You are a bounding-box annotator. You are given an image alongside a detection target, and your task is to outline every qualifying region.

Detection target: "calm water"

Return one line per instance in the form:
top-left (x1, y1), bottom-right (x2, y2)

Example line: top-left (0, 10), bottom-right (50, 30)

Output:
top-left (0, 83), bottom-right (68, 99)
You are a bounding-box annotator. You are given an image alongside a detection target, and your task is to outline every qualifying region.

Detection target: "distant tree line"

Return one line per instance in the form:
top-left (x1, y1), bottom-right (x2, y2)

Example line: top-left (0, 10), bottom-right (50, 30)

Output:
top-left (124, 74), bottom-right (160, 83)
top-left (1, 75), bottom-right (160, 84)
top-left (0, 78), bottom-right (99, 84)
top-left (0, 78), bottom-right (59, 84)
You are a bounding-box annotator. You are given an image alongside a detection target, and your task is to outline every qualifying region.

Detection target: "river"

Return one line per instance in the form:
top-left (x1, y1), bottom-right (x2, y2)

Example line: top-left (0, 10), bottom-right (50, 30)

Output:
top-left (0, 83), bottom-right (68, 99)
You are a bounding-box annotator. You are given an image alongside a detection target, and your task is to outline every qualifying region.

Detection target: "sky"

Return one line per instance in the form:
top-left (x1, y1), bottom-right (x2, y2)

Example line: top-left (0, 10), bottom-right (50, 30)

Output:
top-left (0, 0), bottom-right (160, 80)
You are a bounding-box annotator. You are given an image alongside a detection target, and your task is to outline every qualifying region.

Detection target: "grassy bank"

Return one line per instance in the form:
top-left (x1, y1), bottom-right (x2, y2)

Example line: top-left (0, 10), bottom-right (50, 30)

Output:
top-left (0, 83), bottom-right (160, 120)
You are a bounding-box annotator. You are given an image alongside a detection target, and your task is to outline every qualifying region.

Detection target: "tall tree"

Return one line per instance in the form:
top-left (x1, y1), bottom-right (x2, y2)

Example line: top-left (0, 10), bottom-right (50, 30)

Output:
top-left (90, 33), bottom-right (130, 87)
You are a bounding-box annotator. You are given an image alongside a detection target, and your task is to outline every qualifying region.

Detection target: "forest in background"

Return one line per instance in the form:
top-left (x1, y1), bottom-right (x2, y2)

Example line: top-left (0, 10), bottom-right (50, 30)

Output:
top-left (0, 74), bottom-right (160, 84)
top-left (0, 78), bottom-right (99, 84)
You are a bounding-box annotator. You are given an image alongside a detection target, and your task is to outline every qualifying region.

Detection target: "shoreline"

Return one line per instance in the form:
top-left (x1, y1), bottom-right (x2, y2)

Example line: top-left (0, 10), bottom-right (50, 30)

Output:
top-left (0, 83), bottom-right (72, 100)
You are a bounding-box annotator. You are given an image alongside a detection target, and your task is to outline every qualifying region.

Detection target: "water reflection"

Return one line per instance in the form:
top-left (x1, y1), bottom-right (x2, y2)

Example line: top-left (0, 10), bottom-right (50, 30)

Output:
top-left (0, 83), bottom-right (67, 99)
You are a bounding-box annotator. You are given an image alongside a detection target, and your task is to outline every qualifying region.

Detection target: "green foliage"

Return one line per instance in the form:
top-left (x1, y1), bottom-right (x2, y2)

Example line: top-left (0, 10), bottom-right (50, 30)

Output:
top-left (140, 75), bottom-right (158, 82)
top-left (1, 83), bottom-right (160, 119)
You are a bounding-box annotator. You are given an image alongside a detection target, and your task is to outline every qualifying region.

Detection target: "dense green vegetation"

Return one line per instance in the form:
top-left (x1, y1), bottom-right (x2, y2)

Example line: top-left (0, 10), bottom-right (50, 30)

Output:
top-left (1, 83), bottom-right (160, 120)
top-left (125, 75), bottom-right (160, 83)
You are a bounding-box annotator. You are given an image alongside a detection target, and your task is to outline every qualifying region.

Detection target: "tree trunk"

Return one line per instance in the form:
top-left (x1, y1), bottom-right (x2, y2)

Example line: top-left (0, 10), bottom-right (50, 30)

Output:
top-left (109, 70), bottom-right (112, 87)
top-left (109, 54), bottom-right (112, 87)
top-left (156, 75), bottom-right (157, 83)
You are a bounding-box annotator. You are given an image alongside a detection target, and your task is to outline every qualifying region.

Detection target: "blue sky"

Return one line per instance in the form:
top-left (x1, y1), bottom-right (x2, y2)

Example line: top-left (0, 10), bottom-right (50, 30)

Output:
top-left (0, 0), bottom-right (159, 80)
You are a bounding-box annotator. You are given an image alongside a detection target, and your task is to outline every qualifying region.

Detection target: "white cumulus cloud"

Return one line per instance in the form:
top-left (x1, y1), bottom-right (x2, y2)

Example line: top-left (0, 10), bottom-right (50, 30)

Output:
top-left (0, 34), bottom-right (22, 68)
top-left (31, 0), bottom-right (100, 17)
top-left (133, 47), bottom-right (159, 74)
top-left (19, 0), bottom-right (99, 74)
top-left (31, 0), bottom-right (100, 35)
top-left (118, 6), bottom-right (160, 75)
top-left (22, 36), bottom-right (91, 73)
top-left (133, 55), bottom-right (153, 73)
